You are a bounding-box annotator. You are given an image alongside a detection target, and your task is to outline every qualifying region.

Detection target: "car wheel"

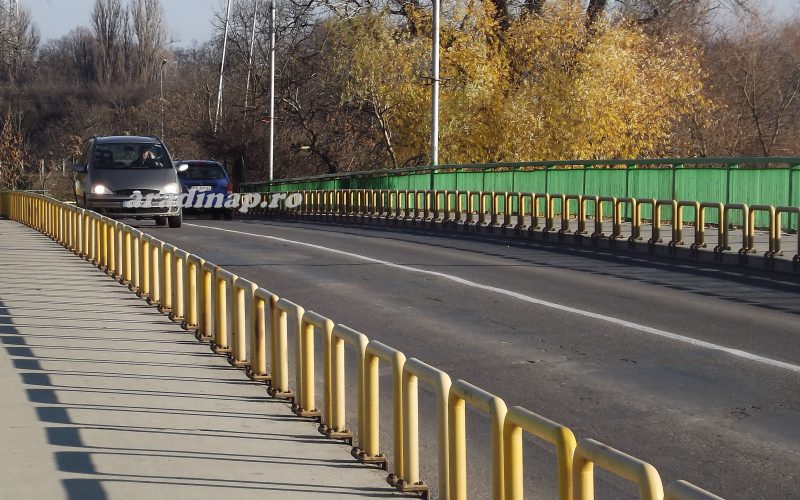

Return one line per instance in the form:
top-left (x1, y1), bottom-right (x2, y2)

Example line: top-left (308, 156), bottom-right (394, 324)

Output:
top-left (223, 209), bottom-right (233, 220)
top-left (154, 216), bottom-right (167, 226)
top-left (168, 214), bottom-right (182, 228)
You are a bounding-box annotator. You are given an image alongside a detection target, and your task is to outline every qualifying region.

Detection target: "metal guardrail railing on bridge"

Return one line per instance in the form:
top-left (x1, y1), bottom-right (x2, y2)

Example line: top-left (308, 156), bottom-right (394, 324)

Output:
top-left (242, 158), bottom-right (800, 231)
top-left (239, 188), bottom-right (800, 271)
top-left (1, 191), bottom-right (726, 500)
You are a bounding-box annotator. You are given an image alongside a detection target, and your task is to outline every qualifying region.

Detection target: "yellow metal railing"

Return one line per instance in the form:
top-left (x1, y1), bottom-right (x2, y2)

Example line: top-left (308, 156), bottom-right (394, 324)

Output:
top-left (257, 188), bottom-right (800, 271)
top-left (448, 380), bottom-right (507, 500)
top-left (362, 340), bottom-right (406, 479)
top-left (503, 406), bottom-right (576, 500)
top-left (399, 358), bottom-right (451, 497)
top-left (296, 311), bottom-right (332, 420)
top-left (573, 438), bottom-right (663, 500)
top-left (0, 191), bottom-right (729, 500)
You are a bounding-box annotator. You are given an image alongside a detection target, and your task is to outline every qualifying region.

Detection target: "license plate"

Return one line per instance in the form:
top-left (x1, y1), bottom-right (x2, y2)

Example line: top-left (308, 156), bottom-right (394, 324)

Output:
top-left (194, 185), bottom-right (212, 192)
top-left (122, 200), bottom-right (139, 208)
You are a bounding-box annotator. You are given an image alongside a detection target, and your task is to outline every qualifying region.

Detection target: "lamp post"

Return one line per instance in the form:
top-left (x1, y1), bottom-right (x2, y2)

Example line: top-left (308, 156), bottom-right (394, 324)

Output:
top-left (214, 0), bottom-right (234, 134)
top-left (268, 0), bottom-right (276, 181)
top-left (160, 58), bottom-right (167, 141)
top-left (431, 0), bottom-right (440, 167)
top-left (244, 0), bottom-right (260, 120)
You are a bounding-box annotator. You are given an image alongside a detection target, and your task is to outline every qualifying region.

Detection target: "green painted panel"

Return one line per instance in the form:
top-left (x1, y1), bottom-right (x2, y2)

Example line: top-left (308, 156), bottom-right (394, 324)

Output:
top-left (483, 171), bottom-right (514, 193)
top-left (730, 168), bottom-right (790, 229)
top-left (789, 167), bottom-right (800, 231)
top-left (482, 171), bottom-right (513, 212)
top-left (585, 169), bottom-right (627, 197)
top-left (627, 169), bottom-right (671, 221)
top-left (386, 175), bottom-right (409, 190)
top-left (547, 169), bottom-right (583, 195)
top-left (455, 171), bottom-right (484, 192)
top-left (674, 169), bottom-right (726, 224)
top-left (544, 169), bottom-right (580, 217)
top-left (407, 173), bottom-right (431, 191)
top-left (728, 169), bottom-right (788, 205)
top-left (674, 168), bottom-right (727, 203)
top-left (354, 178), bottom-right (371, 189)
top-left (434, 172), bottom-right (457, 191)
top-left (628, 169), bottom-right (672, 199)
top-left (512, 170), bottom-right (547, 194)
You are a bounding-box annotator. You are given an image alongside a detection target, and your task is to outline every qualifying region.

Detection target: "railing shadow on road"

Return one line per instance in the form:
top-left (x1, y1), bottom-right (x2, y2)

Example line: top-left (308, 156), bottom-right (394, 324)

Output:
top-left (218, 216), bottom-right (800, 317)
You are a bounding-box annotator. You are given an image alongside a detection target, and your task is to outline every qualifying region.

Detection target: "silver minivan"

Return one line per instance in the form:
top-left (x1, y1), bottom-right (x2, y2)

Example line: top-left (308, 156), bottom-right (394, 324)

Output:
top-left (73, 136), bottom-right (185, 228)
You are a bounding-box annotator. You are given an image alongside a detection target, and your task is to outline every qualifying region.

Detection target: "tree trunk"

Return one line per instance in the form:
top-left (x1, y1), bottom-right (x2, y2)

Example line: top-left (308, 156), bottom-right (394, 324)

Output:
top-left (525, 0), bottom-right (545, 15)
top-left (586, 0), bottom-right (607, 28)
top-left (490, 0), bottom-right (510, 30)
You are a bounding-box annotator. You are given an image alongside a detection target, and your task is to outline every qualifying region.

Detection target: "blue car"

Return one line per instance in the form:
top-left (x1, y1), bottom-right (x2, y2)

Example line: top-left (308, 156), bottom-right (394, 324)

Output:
top-left (176, 160), bottom-right (234, 219)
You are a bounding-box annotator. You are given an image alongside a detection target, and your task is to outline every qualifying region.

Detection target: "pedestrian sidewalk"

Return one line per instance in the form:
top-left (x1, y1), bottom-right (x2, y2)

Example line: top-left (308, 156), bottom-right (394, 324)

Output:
top-left (0, 219), bottom-right (396, 499)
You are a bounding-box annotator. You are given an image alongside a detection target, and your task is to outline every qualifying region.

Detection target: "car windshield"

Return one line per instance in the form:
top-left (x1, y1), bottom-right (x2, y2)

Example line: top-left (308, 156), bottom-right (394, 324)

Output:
top-left (93, 143), bottom-right (171, 169)
top-left (178, 163), bottom-right (227, 180)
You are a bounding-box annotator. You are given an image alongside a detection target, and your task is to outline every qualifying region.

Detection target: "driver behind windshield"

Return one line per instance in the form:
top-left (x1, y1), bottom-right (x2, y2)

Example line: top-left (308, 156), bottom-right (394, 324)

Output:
top-left (131, 145), bottom-right (159, 168)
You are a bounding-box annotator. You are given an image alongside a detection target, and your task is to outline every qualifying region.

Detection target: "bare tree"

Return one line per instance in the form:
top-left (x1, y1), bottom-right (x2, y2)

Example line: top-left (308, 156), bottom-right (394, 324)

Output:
top-left (91, 0), bottom-right (126, 83)
top-left (130, 0), bottom-right (167, 82)
top-left (612, 0), bottom-right (751, 39)
top-left (711, 14), bottom-right (800, 156)
top-left (0, 6), bottom-right (39, 82)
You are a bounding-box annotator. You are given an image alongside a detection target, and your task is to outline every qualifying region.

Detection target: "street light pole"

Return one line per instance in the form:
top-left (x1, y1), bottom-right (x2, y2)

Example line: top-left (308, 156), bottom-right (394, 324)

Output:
top-left (431, 0), bottom-right (440, 167)
top-left (268, 0), bottom-right (275, 181)
top-left (214, 0), bottom-right (234, 134)
top-left (160, 58), bottom-right (167, 141)
top-left (244, 0), bottom-right (260, 120)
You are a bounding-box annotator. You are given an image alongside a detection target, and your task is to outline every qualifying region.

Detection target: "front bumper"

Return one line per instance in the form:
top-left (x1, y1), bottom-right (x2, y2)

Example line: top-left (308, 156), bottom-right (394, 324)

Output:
top-left (87, 195), bottom-right (181, 217)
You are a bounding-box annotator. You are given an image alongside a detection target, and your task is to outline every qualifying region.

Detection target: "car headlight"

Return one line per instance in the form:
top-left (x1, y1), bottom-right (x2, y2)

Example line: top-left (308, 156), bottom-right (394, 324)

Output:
top-left (92, 184), bottom-right (112, 195)
top-left (162, 183), bottom-right (180, 194)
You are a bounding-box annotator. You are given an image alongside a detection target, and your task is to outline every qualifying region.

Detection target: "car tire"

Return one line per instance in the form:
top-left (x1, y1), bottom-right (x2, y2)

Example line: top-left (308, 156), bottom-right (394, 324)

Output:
top-left (168, 214), bottom-right (182, 228)
top-left (154, 216), bottom-right (167, 226)
top-left (223, 209), bottom-right (233, 220)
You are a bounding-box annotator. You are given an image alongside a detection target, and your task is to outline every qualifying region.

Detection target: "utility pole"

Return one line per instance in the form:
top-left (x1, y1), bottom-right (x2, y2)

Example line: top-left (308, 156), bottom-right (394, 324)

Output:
top-left (268, 0), bottom-right (275, 181)
top-left (214, 0), bottom-right (233, 134)
top-left (431, 0), bottom-right (440, 167)
top-left (244, 0), bottom-right (260, 120)
top-left (160, 58), bottom-right (167, 141)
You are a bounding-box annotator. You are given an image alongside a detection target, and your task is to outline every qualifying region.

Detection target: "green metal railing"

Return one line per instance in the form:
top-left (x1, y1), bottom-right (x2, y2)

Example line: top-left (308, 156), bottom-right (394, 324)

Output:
top-left (242, 158), bottom-right (800, 230)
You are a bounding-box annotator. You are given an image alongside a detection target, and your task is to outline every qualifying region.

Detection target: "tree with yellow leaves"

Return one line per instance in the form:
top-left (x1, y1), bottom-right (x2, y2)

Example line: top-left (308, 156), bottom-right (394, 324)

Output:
top-left (327, 0), bottom-right (712, 165)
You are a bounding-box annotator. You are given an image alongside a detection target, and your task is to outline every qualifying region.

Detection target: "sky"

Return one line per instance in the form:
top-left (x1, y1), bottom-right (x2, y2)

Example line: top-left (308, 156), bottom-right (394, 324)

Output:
top-left (23, 0), bottom-right (221, 47)
top-left (19, 0), bottom-right (800, 47)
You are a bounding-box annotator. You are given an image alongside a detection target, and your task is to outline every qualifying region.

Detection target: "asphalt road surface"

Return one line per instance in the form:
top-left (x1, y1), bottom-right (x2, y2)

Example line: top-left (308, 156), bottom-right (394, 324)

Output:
top-left (145, 215), bottom-right (800, 499)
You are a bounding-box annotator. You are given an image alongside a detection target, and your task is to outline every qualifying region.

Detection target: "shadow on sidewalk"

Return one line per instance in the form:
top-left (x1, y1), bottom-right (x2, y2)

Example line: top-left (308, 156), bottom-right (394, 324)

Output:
top-left (0, 288), bottom-right (393, 499)
top-left (0, 300), bottom-right (106, 499)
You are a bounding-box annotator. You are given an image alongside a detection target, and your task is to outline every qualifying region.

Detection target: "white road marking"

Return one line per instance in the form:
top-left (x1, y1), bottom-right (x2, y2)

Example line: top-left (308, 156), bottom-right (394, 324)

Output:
top-left (186, 222), bottom-right (800, 374)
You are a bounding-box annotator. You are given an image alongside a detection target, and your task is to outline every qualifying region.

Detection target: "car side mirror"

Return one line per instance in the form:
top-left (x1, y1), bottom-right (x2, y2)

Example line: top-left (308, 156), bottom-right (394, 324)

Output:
top-left (73, 164), bottom-right (87, 173)
top-left (177, 163), bottom-right (189, 172)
